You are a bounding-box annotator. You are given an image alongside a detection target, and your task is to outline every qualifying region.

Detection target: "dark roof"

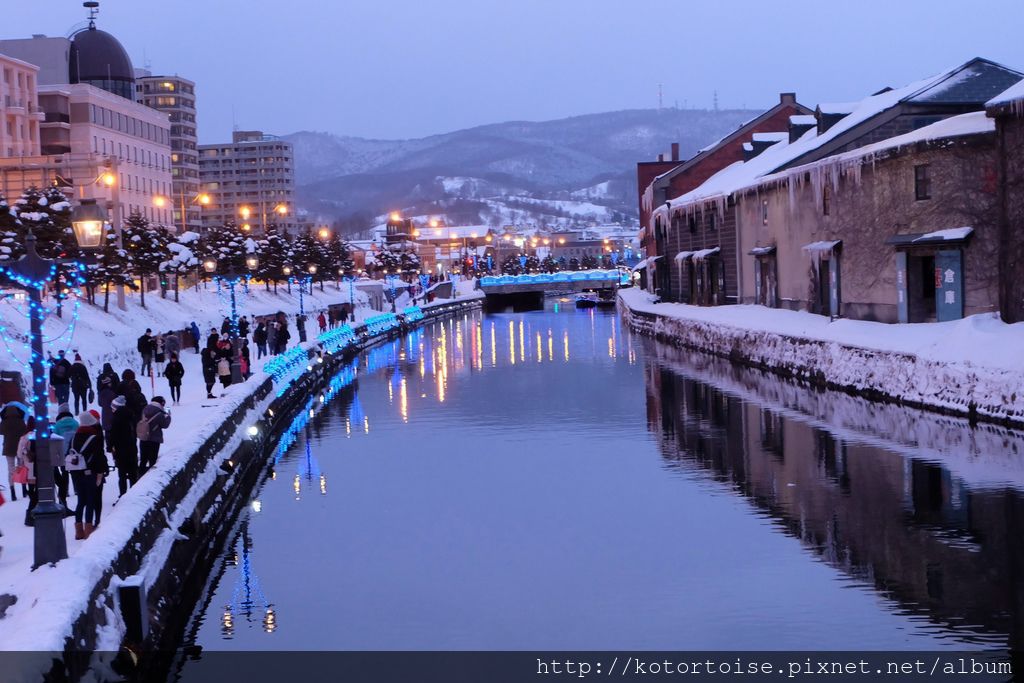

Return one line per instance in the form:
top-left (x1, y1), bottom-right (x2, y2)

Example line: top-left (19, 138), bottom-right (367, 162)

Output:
top-left (904, 58), bottom-right (1023, 105)
top-left (69, 26), bottom-right (134, 84)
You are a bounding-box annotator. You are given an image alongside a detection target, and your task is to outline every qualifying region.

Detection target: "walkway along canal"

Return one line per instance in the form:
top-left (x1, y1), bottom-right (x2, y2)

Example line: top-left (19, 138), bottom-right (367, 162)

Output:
top-left (150, 300), bottom-right (1024, 680)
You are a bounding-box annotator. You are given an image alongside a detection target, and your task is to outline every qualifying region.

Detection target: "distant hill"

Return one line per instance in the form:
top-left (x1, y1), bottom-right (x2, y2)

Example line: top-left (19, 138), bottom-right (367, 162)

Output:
top-left (286, 107), bottom-right (759, 231)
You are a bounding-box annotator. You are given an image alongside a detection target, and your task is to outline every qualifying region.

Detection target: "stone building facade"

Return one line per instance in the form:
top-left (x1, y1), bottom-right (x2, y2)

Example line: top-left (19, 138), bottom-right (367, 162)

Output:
top-left (737, 120), bottom-right (1000, 323)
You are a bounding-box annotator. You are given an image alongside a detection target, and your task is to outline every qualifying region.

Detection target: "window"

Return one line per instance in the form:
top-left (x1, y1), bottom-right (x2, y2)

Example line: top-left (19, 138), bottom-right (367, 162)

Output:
top-left (914, 164), bottom-right (931, 200)
top-left (706, 211), bottom-right (716, 231)
top-left (822, 184), bottom-right (831, 216)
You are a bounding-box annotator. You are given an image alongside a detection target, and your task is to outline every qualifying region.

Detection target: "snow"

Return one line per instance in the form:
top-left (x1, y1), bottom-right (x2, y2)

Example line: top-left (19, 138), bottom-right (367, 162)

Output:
top-left (691, 247), bottom-right (720, 260)
top-left (803, 240), bottom-right (841, 252)
top-left (817, 102), bottom-right (858, 115)
top-left (620, 287), bottom-right (1024, 424)
top-left (751, 132), bottom-right (788, 143)
top-left (789, 114), bottom-right (817, 126)
top-left (914, 227), bottom-right (973, 242)
top-left (674, 251), bottom-right (694, 262)
top-left (986, 78), bottom-right (1024, 113)
top-left (0, 280), bottom-right (483, 652)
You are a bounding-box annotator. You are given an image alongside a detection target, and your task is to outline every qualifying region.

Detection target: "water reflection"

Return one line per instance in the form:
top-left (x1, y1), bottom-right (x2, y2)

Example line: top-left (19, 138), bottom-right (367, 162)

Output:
top-left (172, 303), bottom-right (1023, 666)
top-left (642, 339), bottom-right (1024, 650)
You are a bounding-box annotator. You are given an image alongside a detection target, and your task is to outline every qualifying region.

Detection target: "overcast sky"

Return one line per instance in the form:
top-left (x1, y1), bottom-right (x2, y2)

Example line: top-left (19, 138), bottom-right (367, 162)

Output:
top-left (8, 0), bottom-right (1024, 143)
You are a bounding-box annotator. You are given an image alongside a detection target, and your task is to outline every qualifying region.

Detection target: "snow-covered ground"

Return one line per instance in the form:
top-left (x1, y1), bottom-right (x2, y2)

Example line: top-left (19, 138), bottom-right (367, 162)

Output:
top-left (0, 279), bottom-right (482, 654)
top-left (620, 288), bottom-right (1024, 424)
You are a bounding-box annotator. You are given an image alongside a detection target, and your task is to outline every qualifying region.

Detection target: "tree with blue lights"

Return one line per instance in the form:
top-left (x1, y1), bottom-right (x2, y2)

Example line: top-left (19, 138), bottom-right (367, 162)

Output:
top-left (198, 220), bottom-right (248, 276)
top-left (541, 255), bottom-right (559, 273)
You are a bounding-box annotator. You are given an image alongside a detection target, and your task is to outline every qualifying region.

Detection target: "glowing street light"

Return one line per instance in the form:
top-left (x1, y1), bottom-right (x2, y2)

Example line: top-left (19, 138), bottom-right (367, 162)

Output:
top-left (70, 199), bottom-right (107, 249)
top-left (317, 227), bottom-right (331, 240)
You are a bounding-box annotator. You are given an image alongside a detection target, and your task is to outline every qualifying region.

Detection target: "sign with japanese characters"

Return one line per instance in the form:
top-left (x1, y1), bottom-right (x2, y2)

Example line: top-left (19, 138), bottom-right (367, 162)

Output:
top-left (935, 250), bottom-right (963, 322)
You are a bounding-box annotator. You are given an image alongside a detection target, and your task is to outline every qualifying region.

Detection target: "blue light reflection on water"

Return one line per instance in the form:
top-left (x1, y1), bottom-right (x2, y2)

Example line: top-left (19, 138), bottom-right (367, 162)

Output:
top-left (177, 303), bottom-right (1023, 656)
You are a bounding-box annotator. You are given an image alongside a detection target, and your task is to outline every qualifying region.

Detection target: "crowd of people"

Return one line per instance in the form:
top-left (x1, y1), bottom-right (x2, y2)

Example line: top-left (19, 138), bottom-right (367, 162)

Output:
top-left (0, 306), bottom-right (339, 544)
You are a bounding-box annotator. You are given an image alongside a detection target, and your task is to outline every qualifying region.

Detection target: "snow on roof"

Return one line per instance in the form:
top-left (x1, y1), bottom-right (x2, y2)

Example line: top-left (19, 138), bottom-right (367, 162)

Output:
top-left (741, 142), bottom-right (753, 152)
top-left (987, 78), bottom-right (1024, 109)
top-left (817, 102), bottom-right (858, 115)
top-left (803, 240), bottom-right (841, 252)
top-left (789, 114), bottom-right (817, 126)
top-left (692, 247), bottom-right (720, 260)
top-left (749, 245), bottom-right (776, 256)
top-left (752, 132), bottom-right (788, 143)
top-left (914, 227), bottom-right (973, 242)
top-left (654, 62), bottom-right (1007, 223)
top-left (674, 251), bottom-right (694, 261)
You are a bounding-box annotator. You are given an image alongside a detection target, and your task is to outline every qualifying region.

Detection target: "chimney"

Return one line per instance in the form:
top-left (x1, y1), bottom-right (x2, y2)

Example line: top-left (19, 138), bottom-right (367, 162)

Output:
top-left (671, 142), bottom-right (679, 161)
top-left (657, 153), bottom-right (664, 162)
top-left (779, 92), bottom-right (796, 104)
top-left (788, 114), bottom-right (817, 143)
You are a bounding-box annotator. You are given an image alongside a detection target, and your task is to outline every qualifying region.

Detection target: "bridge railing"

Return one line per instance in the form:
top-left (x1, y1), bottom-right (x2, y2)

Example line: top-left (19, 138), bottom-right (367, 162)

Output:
top-left (480, 269), bottom-right (628, 287)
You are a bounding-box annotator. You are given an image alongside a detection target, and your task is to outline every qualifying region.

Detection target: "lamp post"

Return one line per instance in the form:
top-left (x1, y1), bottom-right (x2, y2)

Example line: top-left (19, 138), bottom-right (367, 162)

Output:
top-left (9, 212), bottom-right (101, 567)
top-left (203, 253), bottom-right (258, 384)
top-left (384, 273), bottom-right (401, 313)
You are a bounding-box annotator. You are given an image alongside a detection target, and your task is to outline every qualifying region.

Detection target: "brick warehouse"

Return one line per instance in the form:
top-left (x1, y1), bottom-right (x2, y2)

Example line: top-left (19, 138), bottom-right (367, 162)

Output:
top-left (637, 58), bottom-right (1024, 325)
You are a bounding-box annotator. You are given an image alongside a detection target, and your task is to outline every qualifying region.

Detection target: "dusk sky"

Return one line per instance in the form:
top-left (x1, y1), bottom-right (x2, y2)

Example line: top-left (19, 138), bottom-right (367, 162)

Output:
top-left (8, 0), bottom-right (1024, 143)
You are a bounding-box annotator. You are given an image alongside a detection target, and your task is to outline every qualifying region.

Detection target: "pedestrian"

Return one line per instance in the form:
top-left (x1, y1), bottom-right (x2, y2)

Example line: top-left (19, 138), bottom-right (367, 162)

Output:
top-left (217, 341), bottom-right (233, 389)
top-left (220, 317), bottom-right (231, 335)
top-left (165, 329), bottom-right (182, 360)
top-left (277, 318), bottom-right (291, 353)
top-left (49, 349), bottom-right (72, 405)
top-left (108, 395), bottom-right (137, 496)
top-left (207, 328), bottom-right (219, 350)
top-left (119, 368), bottom-right (147, 422)
top-left (51, 403), bottom-right (78, 510)
top-left (67, 409), bottom-right (106, 539)
top-left (17, 419), bottom-right (37, 526)
top-left (254, 321), bottom-right (268, 359)
top-left (296, 312), bottom-right (307, 343)
top-left (239, 315), bottom-right (250, 338)
top-left (0, 402), bottom-right (28, 502)
top-left (153, 332), bottom-right (166, 377)
top-left (200, 344), bottom-right (218, 399)
top-left (164, 352), bottom-right (185, 405)
top-left (189, 321), bottom-right (201, 353)
top-left (240, 338), bottom-right (251, 378)
top-left (317, 311), bottom-right (327, 333)
top-left (96, 362), bottom-right (120, 447)
top-left (69, 353), bottom-right (92, 414)
top-left (266, 320), bottom-right (278, 357)
top-left (137, 329), bottom-right (154, 377)
top-left (138, 396), bottom-right (171, 476)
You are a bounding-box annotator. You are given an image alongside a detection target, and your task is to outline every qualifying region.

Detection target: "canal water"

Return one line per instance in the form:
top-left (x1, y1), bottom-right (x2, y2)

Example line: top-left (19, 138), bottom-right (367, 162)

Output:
top-left (171, 301), bottom-right (1024, 671)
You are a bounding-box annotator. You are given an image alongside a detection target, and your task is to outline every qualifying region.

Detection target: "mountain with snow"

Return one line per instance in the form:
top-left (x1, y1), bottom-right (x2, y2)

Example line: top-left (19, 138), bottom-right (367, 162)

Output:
top-left (287, 107), bottom-right (759, 231)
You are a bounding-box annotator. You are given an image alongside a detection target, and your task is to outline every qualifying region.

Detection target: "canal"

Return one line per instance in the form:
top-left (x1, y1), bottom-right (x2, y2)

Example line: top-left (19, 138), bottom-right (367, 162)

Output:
top-left (169, 301), bottom-right (1024, 675)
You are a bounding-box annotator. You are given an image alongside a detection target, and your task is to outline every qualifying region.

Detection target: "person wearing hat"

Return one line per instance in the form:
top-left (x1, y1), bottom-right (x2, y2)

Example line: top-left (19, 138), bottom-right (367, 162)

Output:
top-left (51, 403), bottom-right (78, 511)
top-left (138, 396), bottom-right (172, 476)
top-left (108, 395), bottom-right (138, 496)
top-left (69, 409), bottom-right (107, 539)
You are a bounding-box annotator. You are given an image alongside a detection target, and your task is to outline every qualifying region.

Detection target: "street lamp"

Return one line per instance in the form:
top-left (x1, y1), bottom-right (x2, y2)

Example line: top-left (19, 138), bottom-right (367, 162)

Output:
top-left (70, 199), bottom-right (107, 249)
top-left (205, 255), bottom-right (258, 383)
top-left (4, 229), bottom-right (97, 567)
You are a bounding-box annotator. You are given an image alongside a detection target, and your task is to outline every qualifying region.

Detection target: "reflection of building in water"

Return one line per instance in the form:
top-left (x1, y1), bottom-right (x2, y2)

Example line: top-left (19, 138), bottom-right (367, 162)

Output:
top-left (643, 354), bottom-right (1024, 651)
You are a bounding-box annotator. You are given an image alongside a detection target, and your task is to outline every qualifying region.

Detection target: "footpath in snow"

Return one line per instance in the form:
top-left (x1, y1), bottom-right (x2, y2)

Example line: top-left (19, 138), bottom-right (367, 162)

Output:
top-left (619, 287), bottom-right (1024, 425)
top-left (0, 278), bottom-right (482, 653)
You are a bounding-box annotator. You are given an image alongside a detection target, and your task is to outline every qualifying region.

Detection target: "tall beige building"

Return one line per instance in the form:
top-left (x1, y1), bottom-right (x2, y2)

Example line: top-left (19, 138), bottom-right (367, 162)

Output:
top-left (0, 21), bottom-right (172, 228)
top-left (136, 73), bottom-right (200, 233)
top-left (198, 130), bottom-right (296, 234)
top-left (0, 53), bottom-right (43, 157)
